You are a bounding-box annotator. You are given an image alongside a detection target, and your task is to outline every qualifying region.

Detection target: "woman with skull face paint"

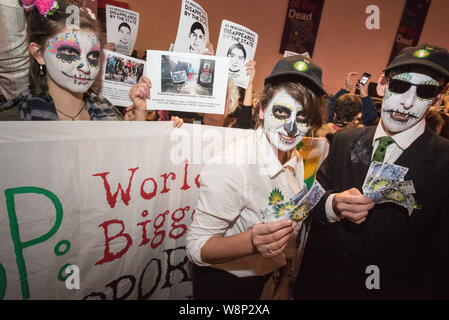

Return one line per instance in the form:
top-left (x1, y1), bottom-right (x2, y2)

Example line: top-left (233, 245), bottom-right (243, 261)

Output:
top-left (186, 55), bottom-right (326, 300)
top-left (0, 1), bottom-right (154, 122)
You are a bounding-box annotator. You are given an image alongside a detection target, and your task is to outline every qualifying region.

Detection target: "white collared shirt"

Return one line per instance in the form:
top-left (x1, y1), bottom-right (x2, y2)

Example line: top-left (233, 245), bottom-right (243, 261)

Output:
top-left (186, 127), bottom-right (305, 277)
top-left (326, 119), bottom-right (427, 222)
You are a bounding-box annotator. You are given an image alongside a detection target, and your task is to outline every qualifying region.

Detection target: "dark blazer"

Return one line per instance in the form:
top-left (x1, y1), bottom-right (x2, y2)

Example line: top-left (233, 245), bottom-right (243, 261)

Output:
top-left (294, 125), bottom-right (449, 300)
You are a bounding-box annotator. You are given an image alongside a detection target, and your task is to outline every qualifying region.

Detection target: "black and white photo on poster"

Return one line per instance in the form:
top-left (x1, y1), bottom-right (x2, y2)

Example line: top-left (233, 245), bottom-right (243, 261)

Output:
top-left (101, 49), bottom-right (145, 107)
top-left (173, 0), bottom-right (209, 54)
top-left (146, 50), bottom-right (228, 115)
top-left (106, 5), bottom-right (139, 55)
top-left (216, 20), bottom-right (258, 89)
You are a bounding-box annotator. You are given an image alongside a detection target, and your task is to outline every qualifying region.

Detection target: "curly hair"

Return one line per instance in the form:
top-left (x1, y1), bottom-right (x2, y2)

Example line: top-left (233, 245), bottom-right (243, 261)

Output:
top-left (334, 94), bottom-right (362, 125)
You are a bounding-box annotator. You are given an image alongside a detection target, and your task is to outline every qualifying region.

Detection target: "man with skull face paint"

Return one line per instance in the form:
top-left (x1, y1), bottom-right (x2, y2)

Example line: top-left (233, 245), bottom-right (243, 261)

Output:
top-left (186, 55), bottom-right (326, 300)
top-left (294, 44), bottom-right (449, 300)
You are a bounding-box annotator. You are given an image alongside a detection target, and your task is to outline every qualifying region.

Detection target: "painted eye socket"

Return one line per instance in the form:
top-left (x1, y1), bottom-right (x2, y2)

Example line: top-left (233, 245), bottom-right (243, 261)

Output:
top-left (296, 111), bottom-right (306, 124)
top-left (58, 46), bottom-right (79, 56)
top-left (87, 51), bottom-right (100, 67)
top-left (56, 46), bottom-right (80, 63)
top-left (272, 105), bottom-right (292, 120)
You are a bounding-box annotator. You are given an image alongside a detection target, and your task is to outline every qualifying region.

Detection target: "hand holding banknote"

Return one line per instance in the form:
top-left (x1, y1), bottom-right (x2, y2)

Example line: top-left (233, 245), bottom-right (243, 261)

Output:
top-left (332, 188), bottom-right (375, 224)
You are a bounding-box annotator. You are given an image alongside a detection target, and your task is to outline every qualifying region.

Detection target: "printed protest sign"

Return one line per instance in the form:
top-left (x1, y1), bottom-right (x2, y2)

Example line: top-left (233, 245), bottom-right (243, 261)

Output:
top-left (101, 49), bottom-right (145, 107)
top-left (106, 5), bottom-right (139, 55)
top-left (146, 50), bottom-right (229, 115)
top-left (216, 20), bottom-right (258, 89)
top-left (173, 0), bottom-right (209, 54)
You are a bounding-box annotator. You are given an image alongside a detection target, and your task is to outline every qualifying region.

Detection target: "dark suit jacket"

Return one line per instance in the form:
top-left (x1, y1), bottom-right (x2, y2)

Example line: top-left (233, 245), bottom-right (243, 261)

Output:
top-left (294, 125), bottom-right (449, 300)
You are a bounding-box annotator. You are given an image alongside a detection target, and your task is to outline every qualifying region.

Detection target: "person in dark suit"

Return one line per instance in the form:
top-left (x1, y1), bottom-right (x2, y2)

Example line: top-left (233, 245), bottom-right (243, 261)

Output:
top-left (293, 44), bottom-right (449, 300)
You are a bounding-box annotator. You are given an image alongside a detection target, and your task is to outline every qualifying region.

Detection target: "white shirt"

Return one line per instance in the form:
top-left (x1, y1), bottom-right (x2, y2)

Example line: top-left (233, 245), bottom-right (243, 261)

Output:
top-left (186, 127), bottom-right (305, 277)
top-left (326, 119), bottom-right (427, 222)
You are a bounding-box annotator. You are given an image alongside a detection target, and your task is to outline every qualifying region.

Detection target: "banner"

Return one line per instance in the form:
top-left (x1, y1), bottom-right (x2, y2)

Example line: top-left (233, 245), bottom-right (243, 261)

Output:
top-left (216, 20), bottom-right (259, 89)
top-left (388, 0), bottom-right (431, 63)
top-left (0, 122), bottom-right (328, 300)
top-left (0, 122), bottom-right (255, 300)
top-left (279, 0), bottom-right (325, 57)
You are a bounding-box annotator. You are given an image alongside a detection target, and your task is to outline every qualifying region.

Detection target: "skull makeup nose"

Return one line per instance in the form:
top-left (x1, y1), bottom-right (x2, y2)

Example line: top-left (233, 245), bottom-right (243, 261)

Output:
top-left (77, 62), bottom-right (84, 69)
top-left (284, 120), bottom-right (298, 137)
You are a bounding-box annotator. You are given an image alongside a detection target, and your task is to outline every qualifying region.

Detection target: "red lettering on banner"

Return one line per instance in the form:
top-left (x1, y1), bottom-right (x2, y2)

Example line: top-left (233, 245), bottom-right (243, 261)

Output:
top-left (137, 210), bottom-right (152, 247)
top-left (96, 219), bottom-right (133, 265)
top-left (160, 173), bottom-right (176, 194)
top-left (151, 210), bottom-right (169, 249)
top-left (140, 177), bottom-right (157, 200)
top-left (93, 167), bottom-right (139, 208)
top-left (180, 161), bottom-right (191, 191)
top-left (195, 174), bottom-right (201, 188)
top-left (169, 206), bottom-right (189, 239)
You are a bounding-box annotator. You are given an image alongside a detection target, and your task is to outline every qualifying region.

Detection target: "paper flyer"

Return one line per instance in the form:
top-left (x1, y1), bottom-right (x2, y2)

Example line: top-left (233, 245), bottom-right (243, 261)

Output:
top-left (216, 19), bottom-right (258, 89)
top-left (146, 50), bottom-right (228, 114)
top-left (106, 5), bottom-right (139, 55)
top-left (283, 50), bottom-right (310, 58)
top-left (173, 0), bottom-right (209, 54)
top-left (101, 49), bottom-right (145, 106)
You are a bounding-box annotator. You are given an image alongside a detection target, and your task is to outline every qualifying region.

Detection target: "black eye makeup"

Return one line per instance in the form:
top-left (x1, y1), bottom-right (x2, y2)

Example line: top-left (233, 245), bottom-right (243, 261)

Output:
top-left (296, 110), bottom-right (307, 124)
top-left (272, 105), bottom-right (292, 120)
top-left (87, 51), bottom-right (100, 68)
top-left (56, 46), bottom-right (80, 64)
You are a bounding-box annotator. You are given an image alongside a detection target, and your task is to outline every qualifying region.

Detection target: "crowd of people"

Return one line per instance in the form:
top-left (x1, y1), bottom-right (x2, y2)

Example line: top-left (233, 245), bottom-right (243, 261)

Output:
top-left (105, 55), bottom-right (143, 85)
top-left (1, 0), bottom-right (449, 301)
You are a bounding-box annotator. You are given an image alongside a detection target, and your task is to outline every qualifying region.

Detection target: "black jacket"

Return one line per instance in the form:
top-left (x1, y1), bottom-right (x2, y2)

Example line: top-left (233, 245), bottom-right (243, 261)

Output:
top-left (294, 125), bottom-right (449, 299)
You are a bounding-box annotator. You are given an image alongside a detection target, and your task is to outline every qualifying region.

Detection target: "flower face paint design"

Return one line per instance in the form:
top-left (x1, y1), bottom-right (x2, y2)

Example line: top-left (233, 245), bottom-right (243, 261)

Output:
top-left (381, 72), bottom-right (440, 133)
top-left (44, 30), bottom-right (101, 93)
top-left (264, 90), bottom-right (310, 152)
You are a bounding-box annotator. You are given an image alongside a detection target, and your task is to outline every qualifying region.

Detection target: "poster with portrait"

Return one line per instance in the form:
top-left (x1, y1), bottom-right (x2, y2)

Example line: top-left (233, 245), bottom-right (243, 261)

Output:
top-left (145, 50), bottom-right (228, 115)
top-left (173, 0), bottom-right (209, 54)
top-left (106, 5), bottom-right (139, 55)
top-left (216, 20), bottom-right (258, 89)
top-left (101, 49), bottom-right (145, 106)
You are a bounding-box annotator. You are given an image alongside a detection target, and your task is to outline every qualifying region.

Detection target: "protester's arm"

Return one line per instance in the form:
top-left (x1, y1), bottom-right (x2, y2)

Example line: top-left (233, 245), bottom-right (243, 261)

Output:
top-left (235, 60), bottom-right (256, 129)
top-left (186, 163), bottom-right (296, 266)
top-left (314, 129), bottom-right (375, 225)
top-left (124, 76), bottom-right (150, 121)
top-left (202, 42), bottom-right (215, 56)
top-left (199, 219), bottom-right (296, 265)
top-left (358, 81), bottom-right (379, 126)
top-left (328, 72), bottom-right (360, 123)
top-left (0, 1), bottom-right (30, 101)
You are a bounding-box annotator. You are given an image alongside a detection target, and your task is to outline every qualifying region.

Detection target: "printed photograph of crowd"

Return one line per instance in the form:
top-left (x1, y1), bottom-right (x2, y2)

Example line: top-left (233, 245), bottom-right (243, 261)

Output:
top-left (161, 54), bottom-right (215, 96)
top-left (105, 54), bottom-right (144, 85)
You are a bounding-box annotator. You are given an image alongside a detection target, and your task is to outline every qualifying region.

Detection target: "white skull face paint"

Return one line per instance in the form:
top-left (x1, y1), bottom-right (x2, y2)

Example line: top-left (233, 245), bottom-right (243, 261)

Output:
top-left (382, 72), bottom-right (440, 133)
top-left (44, 29), bottom-right (101, 93)
top-left (263, 89), bottom-right (310, 152)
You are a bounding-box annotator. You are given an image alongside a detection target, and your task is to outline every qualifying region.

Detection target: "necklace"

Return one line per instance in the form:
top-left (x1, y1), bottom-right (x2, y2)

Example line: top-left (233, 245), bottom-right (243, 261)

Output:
top-left (55, 102), bottom-right (87, 121)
